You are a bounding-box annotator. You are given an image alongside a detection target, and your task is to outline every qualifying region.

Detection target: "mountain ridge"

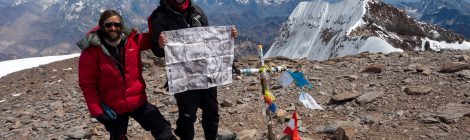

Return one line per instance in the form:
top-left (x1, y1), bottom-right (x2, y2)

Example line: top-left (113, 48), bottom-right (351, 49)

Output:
top-left (265, 0), bottom-right (469, 60)
top-left (393, 0), bottom-right (470, 39)
top-left (0, 0), bottom-right (299, 61)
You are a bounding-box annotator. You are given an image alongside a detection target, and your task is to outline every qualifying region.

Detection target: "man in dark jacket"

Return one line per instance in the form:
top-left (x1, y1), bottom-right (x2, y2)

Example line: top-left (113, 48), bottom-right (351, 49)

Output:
top-left (148, 0), bottom-right (238, 139)
top-left (77, 10), bottom-right (175, 140)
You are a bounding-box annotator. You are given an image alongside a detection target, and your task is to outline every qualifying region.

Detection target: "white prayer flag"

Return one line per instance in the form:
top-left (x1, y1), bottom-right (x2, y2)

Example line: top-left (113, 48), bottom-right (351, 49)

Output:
top-left (299, 92), bottom-right (323, 110)
top-left (279, 71), bottom-right (294, 88)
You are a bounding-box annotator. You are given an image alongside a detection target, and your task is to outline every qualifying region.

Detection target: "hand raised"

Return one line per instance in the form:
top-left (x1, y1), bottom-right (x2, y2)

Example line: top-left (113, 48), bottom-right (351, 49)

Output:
top-left (158, 33), bottom-right (167, 49)
top-left (231, 26), bottom-right (238, 38)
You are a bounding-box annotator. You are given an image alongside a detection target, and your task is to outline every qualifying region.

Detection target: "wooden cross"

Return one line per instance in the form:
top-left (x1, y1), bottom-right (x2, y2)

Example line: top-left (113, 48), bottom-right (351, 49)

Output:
top-left (236, 45), bottom-right (288, 140)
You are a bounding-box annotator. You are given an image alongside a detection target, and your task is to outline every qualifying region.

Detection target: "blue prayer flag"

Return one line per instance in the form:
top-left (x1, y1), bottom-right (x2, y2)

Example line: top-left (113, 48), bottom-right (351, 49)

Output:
top-left (288, 71), bottom-right (313, 89)
top-left (269, 103), bottom-right (277, 113)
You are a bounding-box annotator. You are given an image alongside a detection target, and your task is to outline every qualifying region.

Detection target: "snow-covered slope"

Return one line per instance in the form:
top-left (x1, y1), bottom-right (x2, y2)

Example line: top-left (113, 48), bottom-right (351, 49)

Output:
top-left (0, 53), bottom-right (79, 78)
top-left (265, 0), bottom-right (470, 60)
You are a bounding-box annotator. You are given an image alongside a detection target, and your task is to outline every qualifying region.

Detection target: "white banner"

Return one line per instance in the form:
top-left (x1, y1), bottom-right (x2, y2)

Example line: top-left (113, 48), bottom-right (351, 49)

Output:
top-left (163, 26), bottom-right (234, 94)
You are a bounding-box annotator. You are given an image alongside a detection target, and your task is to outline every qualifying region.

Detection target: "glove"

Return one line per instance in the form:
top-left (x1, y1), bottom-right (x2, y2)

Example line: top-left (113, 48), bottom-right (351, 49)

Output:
top-left (96, 114), bottom-right (112, 124)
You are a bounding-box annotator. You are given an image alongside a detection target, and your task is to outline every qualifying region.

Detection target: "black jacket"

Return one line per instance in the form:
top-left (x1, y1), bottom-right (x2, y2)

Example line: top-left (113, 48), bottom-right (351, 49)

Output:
top-left (149, 0), bottom-right (209, 57)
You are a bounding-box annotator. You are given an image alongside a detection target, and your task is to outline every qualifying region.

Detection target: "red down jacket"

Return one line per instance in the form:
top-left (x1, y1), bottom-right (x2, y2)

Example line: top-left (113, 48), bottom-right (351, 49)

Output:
top-left (77, 27), bottom-right (151, 117)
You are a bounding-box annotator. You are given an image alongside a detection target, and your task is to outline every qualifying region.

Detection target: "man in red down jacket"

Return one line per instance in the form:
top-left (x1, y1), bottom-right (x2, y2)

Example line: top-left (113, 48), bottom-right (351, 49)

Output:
top-left (77, 10), bottom-right (175, 140)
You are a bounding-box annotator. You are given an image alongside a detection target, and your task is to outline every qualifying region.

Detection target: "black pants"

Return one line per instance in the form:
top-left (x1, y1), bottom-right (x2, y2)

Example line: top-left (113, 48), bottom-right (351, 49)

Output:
top-left (101, 102), bottom-right (174, 140)
top-left (174, 87), bottom-right (219, 140)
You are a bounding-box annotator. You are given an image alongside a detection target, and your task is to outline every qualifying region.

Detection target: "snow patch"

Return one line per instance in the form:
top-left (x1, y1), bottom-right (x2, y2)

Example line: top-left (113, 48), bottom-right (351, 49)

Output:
top-left (13, 0), bottom-right (29, 6)
top-left (236, 0), bottom-right (250, 4)
top-left (360, 37), bottom-right (403, 53)
top-left (38, 0), bottom-right (60, 10)
top-left (420, 38), bottom-right (470, 51)
top-left (74, 1), bottom-right (84, 12)
top-left (0, 53), bottom-right (80, 78)
top-left (0, 40), bottom-right (16, 49)
top-left (255, 0), bottom-right (292, 5)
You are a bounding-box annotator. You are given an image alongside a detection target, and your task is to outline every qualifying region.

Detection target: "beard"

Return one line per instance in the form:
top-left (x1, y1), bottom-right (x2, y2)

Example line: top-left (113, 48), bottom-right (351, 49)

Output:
top-left (106, 30), bottom-right (122, 42)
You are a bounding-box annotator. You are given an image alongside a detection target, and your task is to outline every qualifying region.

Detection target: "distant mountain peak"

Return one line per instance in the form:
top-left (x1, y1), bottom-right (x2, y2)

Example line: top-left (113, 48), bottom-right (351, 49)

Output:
top-left (0, 0), bottom-right (300, 61)
top-left (265, 0), bottom-right (469, 60)
top-left (393, 0), bottom-right (470, 39)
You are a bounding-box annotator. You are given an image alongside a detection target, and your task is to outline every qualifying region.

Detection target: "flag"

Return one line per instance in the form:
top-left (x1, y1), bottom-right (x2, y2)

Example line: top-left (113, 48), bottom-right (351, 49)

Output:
top-left (288, 71), bottom-right (313, 89)
top-left (283, 111), bottom-right (301, 140)
top-left (279, 71), bottom-right (294, 88)
top-left (263, 89), bottom-right (275, 104)
top-left (268, 103), bottom-right (277, 113)
top-left (299, 92), bottom-right (324, 110)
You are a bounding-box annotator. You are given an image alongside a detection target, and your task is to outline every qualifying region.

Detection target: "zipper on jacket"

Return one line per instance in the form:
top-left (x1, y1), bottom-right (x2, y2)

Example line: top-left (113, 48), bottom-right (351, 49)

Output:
top-left (104, 38), bottom-right (127, 81)
top-left (107, 56), bottom-right (125, 80)
top-left (170, 10), bottom-right (190, 27)
top-left (193, 16), bottom-right (202, 27)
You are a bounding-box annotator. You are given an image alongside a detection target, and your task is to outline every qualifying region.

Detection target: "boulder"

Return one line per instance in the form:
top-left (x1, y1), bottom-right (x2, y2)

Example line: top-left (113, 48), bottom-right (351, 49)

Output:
top-left (356, 91), bottom-right (384, 104)
top-left (361, 64), bottom-right (384, 73)
top-left (436, 103), bottom-right (470, 123)
top-left (439, 62), bottom-right (470, 73)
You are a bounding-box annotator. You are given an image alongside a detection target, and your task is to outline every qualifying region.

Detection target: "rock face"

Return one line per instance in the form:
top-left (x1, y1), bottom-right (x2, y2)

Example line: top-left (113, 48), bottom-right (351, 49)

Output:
top-left (2, 50), bottom-right (470, 139)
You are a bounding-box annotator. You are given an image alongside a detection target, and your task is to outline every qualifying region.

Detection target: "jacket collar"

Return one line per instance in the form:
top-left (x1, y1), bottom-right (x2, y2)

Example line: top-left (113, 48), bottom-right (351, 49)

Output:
top-left (76, 27), bottom-right (132, 57)
top-left (160, 0), bottom-right (194, 14)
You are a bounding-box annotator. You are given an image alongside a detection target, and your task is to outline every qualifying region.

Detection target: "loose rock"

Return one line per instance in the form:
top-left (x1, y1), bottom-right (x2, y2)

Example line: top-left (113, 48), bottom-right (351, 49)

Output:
top-left (436, 103), bottom-right (470, 123)
top-left (238, 129), bottom-right (259, 140)
top-left (361, 64), bottom-right (384, 73)
top-left (66, 129), bottom-right (87, 139)
top-left (404, 86), bottom-right (432, 95)
top-left (439, 62), bottom-right (470, 73)
top-left (356, 91), bottom-right (384, 104)
top-left (332, 91), bottom-right (361, 102)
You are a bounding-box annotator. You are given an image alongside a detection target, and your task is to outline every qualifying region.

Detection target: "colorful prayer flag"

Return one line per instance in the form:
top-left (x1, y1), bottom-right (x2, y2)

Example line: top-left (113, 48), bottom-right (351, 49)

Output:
top-left (279, 71), bottom-right (294, 88)
top-left (288, 71), bottom-right (313, 89)
top-left (263, 90), bottom-right (275, 104)
top-left (269, 103), bottom-right (277, 113)
top-left (283, 111), bottom-right (301, 140)
top-left (299, 92), bottom-right (324, 110)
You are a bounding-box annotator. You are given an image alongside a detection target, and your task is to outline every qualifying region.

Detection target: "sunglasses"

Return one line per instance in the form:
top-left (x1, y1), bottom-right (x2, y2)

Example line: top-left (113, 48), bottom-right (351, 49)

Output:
top-left (104, 22), bottom-right (122, 28)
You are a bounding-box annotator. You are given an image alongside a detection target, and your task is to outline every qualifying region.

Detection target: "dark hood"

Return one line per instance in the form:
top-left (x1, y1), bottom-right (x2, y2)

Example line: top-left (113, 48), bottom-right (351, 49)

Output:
top-left (160, 0), bottom-right (193, 12)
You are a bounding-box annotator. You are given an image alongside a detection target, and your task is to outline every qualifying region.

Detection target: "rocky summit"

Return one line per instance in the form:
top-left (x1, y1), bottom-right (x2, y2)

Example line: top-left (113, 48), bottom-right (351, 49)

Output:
top-left (1, 50), bottom-right (470, 139)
